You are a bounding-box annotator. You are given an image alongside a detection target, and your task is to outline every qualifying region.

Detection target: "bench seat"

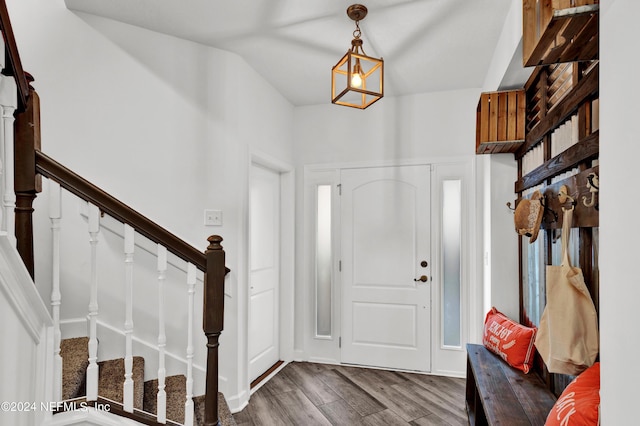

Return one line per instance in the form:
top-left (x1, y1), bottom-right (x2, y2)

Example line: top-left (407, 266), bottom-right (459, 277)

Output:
top-left (465, 343), bottom-right (556, 425)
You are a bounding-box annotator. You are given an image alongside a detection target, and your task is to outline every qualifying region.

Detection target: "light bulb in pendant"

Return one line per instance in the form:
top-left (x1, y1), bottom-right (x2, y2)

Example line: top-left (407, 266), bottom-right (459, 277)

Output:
top-left (351, 73), bottom-right (362, 88)
top-left (351, 59), bottom-right (363, 88)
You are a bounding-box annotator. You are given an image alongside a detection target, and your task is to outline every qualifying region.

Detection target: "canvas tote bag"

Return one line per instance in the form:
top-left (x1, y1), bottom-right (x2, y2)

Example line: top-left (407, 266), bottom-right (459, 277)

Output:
top-left (535, 208), bottom-right (599, 376)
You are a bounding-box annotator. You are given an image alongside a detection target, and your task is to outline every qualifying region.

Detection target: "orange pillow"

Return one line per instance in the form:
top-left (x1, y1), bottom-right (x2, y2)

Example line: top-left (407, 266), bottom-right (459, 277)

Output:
top-left (545, 362), bottom-right (600, 426)
top-left (483, 307), bottom-right (537, 373)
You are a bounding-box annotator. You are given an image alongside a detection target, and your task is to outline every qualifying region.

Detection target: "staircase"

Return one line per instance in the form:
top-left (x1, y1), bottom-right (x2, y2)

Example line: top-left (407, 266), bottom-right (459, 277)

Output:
top-left (60, 337), bottom-right (236, 425)
top-left (0, 2), bottom-right (233, 425)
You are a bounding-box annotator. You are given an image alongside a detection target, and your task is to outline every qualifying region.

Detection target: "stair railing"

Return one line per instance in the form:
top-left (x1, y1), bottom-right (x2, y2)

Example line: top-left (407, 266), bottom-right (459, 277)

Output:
top-left (35, 150), bottom-right (227, 426)
top-left (1, 2), bottom-right (228, 422)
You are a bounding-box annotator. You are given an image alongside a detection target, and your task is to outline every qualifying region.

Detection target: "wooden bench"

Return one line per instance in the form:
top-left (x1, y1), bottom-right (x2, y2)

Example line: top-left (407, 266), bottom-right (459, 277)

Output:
top-left (465, 343), bottom-right (556, 425)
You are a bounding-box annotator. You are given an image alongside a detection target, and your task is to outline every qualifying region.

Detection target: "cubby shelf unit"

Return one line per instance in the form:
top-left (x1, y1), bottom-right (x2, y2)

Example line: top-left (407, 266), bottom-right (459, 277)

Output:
top-left (523, 0), bottom-right (599, 67)
top-left (475, 89), bottom-right (526, 154)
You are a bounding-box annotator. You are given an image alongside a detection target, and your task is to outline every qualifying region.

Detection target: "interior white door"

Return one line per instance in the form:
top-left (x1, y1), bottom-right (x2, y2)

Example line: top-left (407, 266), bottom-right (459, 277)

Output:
top-left (249, 163), bottom-right (281, 382)
top-left (341, 165), bottom-right (431, 372)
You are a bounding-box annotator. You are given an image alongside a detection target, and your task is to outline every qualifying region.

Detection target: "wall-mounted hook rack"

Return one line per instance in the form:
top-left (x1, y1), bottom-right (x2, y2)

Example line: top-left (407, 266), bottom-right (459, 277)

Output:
top-left (582, 172), bottom-right (599, 209)
top-left (558, 185), bottom-right (577, 211)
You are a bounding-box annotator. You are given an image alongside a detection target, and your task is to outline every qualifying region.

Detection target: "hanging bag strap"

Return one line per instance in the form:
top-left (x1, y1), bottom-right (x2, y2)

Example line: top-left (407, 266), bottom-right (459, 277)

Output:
top-left (561, 208), bottom-right (574, 267)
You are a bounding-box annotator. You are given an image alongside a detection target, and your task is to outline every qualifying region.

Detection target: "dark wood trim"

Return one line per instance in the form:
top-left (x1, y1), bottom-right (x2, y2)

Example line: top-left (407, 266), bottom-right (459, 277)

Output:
top-left (515, 131), bottom-right (599, 193)
top-left (517, 63), bottom-right (598, 158)
top-left (203, 235), bottom-right (226, 426)
top-left (14, 89), bottom-right (40, 277)
top-left (35, 150), bottom-right (208, 271)
top-left (250, 360), bottom-right (285, 389)
top-left (0, 0), bottom-right (29, 112)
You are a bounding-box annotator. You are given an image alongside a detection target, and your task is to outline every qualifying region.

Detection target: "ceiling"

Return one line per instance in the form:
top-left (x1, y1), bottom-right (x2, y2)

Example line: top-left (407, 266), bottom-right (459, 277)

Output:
top-left (64, 0), bottom-right (515, 107)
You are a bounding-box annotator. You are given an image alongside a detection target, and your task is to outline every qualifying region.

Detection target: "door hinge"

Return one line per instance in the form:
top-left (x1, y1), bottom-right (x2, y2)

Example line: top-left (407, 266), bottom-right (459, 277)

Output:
top-left (339, 260), bottom-right (342, 271)
top-left (337, 183), bottom-right (342, 195)
top-left (339, 337), bottom-right (341, 348)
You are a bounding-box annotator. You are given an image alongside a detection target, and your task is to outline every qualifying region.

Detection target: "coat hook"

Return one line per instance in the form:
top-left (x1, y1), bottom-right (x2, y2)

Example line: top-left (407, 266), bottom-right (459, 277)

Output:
top-left (582, 173), bottom-right (599, 208)
top-left (540, 194), bottom-right (558, 223)
top-left (558, 185), bottom-right (576, 211)
top-left (506, 201), bottom-right (516, 212)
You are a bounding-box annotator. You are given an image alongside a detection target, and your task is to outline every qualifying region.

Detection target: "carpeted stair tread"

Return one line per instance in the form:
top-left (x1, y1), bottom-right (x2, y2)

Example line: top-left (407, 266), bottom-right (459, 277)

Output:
top-left (143, 374), bottom-right (188, 423)
top-left (194, 394), bottom-right (236, 426)
top-left (60, 338), bottom-right (236, 425)
top-left (97, 356), bottom-right (145, 410)
top-left (60, 337), bottom-right (89, 400)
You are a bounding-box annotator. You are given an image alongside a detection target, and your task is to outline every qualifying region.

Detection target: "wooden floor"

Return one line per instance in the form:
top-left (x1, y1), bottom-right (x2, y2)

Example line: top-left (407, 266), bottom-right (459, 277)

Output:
top-left (233, 362), bottom-right (468, 426)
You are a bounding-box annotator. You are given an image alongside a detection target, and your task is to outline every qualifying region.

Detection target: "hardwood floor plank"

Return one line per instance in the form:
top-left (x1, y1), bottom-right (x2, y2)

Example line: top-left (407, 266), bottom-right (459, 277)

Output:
top-left (233, 362), bottom-right (468, 426)
top-left (283, 362), bottom-right (342, 406)
top-left (259, 367), bottom-right (298, 396)
top-left (242, 390), bottom-right (295, 425)
top-left (410, 414), bottom-right (458, 426)
top-left (318, 369), bottom-right (386, 416)
top-left (338, 365), bottom-right (410, 386)
top-left (231, 408), bottom-right (254, 426)
top-left (361, 408), bottom-right (411, 426)
top-left (347, 369), bottom-right (431, 422)
top-left (393, 382), bottom-right (467, 426)
top-left (272, 389), bottom-right (333, 426)
top-left (318, 399), bottom-right (364, 425)
top-left (399, 373), bottom-right (466, 407)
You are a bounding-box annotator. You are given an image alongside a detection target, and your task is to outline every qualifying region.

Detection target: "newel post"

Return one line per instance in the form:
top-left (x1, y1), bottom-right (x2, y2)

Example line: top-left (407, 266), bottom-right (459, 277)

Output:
top-left (14, 84), bottom-right (40, 278)
top-left (203, 235), bottom-right (226, 426)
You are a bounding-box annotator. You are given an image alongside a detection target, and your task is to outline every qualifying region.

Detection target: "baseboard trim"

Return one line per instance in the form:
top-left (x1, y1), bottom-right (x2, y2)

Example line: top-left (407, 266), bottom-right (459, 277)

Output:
top-left (250, 360), bottom-right (284, 389)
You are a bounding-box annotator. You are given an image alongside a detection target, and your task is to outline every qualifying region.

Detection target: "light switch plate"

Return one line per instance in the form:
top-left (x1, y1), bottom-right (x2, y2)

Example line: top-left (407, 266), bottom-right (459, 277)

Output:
top-left (204, 209), bottom-right (222, 226)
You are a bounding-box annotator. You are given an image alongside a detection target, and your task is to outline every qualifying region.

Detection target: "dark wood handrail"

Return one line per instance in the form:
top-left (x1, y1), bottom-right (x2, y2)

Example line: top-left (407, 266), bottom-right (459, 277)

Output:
top-left (35, 150), bottom-right (208, 271)
top-left (0, 0), bottom-right (29, 111)
top-left (35, 149), bottom-right (228, 424)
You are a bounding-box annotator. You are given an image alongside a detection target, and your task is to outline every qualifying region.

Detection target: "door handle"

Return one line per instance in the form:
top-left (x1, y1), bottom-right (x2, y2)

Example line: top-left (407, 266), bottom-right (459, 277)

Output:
top-left (414, 275), bottom-right (428, 283)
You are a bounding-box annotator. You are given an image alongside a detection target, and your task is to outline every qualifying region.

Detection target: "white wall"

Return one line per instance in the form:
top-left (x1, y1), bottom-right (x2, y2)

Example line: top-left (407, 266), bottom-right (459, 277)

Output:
top-left (477, 0), bottom-right (525, 325)
top-left (600, 0), bottom-right (639, 422)
top-left (292, 89), bottom-right (483, 363)
top-left (8, 0), bottom-right (294, 411)
top-left (485, 155), bottom-right (519, 320)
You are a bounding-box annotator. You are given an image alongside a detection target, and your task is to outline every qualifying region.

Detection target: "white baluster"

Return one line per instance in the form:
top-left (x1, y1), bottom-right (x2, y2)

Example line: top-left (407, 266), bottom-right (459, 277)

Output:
top-left (86, 204), bottom-right (100, 401)
top-left (184, 263), bottom-right (196, 426)
top-left (123, 225), bottom-right (135, 412)
top-left (0, 75), bottom-right (17, 239)
top-left (157, 245), bottom-right (167, 423)
top-left (49, 181), bottom-right (62, 401)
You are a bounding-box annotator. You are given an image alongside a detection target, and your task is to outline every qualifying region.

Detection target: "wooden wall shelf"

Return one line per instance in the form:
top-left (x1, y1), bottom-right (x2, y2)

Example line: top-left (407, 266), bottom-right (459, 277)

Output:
top-left (523, 1), bottom-right (599, 67)
top-left (515, 130), bottom-right (598, 193)
top-left (476, 89), bottom-right (526, 154)
top-left (520, 62), bottom-right (598, 156)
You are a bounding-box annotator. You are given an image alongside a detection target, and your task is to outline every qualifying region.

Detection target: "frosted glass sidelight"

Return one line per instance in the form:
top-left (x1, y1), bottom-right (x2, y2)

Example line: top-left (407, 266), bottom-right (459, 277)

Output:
top-left (522, 232), bottom-right (545, 326)
top-left (442, 180), bottom-right (461, 347)
top-left (316, 185), bottom-right (332, 337)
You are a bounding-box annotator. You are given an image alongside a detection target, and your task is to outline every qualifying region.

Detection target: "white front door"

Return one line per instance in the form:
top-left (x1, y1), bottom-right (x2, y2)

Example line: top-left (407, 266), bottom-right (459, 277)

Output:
top-left (340, 165), bottom-right (431, 372)
top-left (249, 163), bottom-right (281, 382)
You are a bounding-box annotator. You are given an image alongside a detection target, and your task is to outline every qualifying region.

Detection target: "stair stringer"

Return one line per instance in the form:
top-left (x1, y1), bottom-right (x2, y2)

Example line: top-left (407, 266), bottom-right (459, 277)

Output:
top-left (0, 233), bottom-right (55, 426)
top-left (43, 407), bottom-right (145, 426)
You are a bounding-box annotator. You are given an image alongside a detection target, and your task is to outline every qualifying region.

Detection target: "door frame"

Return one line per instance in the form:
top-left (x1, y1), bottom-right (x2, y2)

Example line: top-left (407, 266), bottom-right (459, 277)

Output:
top-left (245, 151), bottom-right (295, 392)
top-left (301, 157), bottom-right (477, 377)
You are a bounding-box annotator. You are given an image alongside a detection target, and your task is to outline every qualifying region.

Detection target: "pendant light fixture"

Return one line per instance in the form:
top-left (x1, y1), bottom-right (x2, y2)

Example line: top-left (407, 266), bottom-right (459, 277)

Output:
top-left (331, 4), bottom-right (384, 109)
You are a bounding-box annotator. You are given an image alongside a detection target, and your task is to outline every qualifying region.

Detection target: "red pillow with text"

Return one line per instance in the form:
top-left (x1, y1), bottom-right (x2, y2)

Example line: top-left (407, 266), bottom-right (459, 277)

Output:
top-left (545, 362), bottom-right (600, 426)
top-left (483, 307), bottom-right (537, 373)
